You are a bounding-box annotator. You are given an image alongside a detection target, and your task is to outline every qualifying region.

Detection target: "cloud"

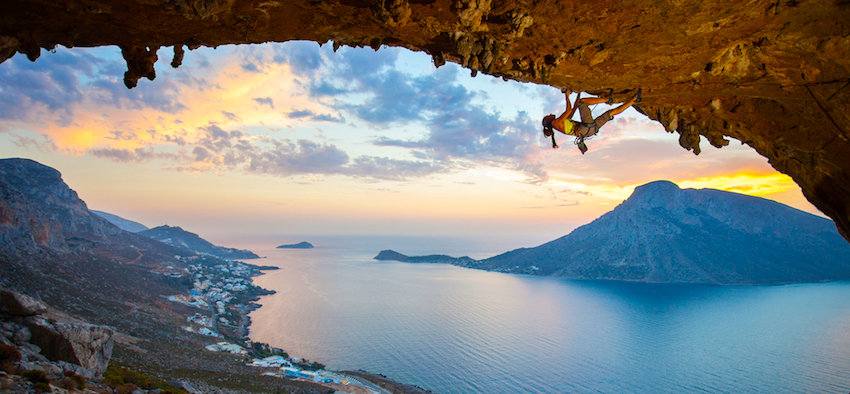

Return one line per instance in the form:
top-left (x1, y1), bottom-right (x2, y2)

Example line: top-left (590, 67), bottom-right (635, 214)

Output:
top-left (287, 47), bottom-right (548, 181)
top-left (248, 139), bottom-right (350, 175)
top-left (90, 146), bottom-right (172, 162)
top-left (2, 43), bottom-right (545, 183)
top-left (8, 133), bottom-right (57, 152)
top-left (286, 109), bottom-right (344, 123)
top-left (252, 97), bottom-right (274, 108)
top-left (221, 110), bottom-right (242, 123)
top-left (272, 41), bottom-right (323, 75)
top-left (347, 156), bottom-right (445, 180)
top-left (241, 62), bottom-right (261, 73)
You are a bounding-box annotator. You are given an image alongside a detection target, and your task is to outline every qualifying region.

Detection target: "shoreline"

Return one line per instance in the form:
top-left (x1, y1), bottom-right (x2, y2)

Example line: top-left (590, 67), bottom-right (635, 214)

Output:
top-left (236, 260), bottom-right (434, 394)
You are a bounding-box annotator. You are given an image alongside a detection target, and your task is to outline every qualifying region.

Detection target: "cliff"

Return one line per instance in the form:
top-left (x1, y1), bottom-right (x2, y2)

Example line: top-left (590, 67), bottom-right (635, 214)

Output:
top-left (476, 181), bottom-right (850, 284)
top-left (1, 0), bottom-right (849, 243)
top-left (0, 158), bottom-right (192, 266)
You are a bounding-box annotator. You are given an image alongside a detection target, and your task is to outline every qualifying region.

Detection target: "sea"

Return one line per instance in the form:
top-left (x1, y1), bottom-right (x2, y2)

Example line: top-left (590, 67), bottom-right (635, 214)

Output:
top-left (236, 235), bottom-right (850, 394)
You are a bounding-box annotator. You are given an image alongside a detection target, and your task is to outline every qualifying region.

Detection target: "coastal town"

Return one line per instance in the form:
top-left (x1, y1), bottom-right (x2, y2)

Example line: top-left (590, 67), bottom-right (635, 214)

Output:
top-left (165, 254), bottom-right (393, 394)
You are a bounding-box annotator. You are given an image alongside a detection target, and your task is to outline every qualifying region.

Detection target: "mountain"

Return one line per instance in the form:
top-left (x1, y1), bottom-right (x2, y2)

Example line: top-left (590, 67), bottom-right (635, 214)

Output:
top-left (474, 181), bottom-right (850, 285)
top-left (0, 158), bottom-right (189, 262)
top-left (139, 225), bottom-right (259, 259)
top-left (91, 210), bottom-right (149, 233)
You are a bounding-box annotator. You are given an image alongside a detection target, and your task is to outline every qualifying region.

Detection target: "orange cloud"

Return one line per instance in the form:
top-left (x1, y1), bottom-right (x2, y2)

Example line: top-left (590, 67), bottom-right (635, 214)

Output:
top-left (676, 172), bottom-right (797, 197)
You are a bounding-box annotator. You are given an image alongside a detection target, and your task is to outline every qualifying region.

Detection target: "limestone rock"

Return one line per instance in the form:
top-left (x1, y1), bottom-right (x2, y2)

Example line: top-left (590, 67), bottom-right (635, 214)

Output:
top-left (26, 317), bottom-right (113, 376)
top-left (0, 290), bottom-right (47, 317)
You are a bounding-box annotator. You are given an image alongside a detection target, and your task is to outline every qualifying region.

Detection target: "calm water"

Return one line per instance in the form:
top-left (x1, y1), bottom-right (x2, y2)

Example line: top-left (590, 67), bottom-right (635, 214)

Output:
top-left (243, 235), bottom-right (850, 393)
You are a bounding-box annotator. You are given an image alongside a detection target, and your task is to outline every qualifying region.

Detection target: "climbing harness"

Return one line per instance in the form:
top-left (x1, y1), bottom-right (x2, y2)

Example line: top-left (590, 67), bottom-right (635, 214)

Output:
top-left (569, 120), bottom-right (597, 154)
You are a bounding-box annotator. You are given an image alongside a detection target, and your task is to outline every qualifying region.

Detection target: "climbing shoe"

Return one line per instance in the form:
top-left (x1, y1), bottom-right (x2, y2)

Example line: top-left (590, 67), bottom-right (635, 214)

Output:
top-left (607, 88), bottom-right (614, 104)
top-left (635, 88), bottom-right (642, 103)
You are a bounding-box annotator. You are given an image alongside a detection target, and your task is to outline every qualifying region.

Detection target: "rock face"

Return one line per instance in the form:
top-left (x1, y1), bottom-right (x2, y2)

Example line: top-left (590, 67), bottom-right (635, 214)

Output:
top-left (0, 290), bottom-right (47, 317)
top-left (139, 225), bottom-right (259, 259)
top-left (26, 318), bottom-right (113, 376)
top-left (0, 158), bottom-right (121, 253)
top-left (0, 0), bottom-right (849, 243)
top-left (0, 158), bottom-right (192, 262)
top-left (477, 181), bottom-right (850, 284)
top-left (1, 290), bottom-right (114, 377)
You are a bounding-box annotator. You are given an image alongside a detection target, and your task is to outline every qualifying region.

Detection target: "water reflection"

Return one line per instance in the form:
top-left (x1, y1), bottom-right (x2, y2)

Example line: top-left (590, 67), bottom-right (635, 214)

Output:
top-left (245, 236), bottom-right (850, 393)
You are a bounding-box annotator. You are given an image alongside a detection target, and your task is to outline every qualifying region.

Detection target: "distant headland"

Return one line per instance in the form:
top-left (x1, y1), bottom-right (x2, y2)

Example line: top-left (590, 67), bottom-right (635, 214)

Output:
top-left (277, 242), bottom-right (314, 249)
top-left (374, 250), bottom-right (475, 264)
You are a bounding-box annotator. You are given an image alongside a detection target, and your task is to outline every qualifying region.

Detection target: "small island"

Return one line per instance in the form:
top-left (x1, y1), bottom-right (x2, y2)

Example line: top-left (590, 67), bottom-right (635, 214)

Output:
top-left (374, 250), bottom-right (476, 264)
top-left (277, 242), bottom-right (314, 249)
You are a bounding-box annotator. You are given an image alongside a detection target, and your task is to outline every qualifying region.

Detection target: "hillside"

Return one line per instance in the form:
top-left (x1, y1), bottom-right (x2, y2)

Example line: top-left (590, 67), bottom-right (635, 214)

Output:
top-left (91, 210), bottom-right (149, 233)
top-left (0, 158), bottom-right (351, 393)
top-left (473, 181), bottom-right (850, 285)
top-left (139, 225), bottom-right (260, 260)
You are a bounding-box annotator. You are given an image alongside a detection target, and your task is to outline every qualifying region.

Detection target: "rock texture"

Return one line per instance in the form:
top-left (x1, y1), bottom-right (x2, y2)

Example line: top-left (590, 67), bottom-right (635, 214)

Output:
top-left (0, 158), bottom-right (191, 263)
top-left (475, 181), bottom-right (850, 284)
top-left (0, 0), bottom-right (849, 243)
top-left (0, 158), bottom-right (119, 253)
top-left (1, 290), bottom-right (113, 377)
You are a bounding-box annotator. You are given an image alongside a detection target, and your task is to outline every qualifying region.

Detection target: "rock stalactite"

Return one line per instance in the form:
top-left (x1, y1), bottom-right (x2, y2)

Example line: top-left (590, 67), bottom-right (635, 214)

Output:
top-left (1, 0), bottom-right (848, 241)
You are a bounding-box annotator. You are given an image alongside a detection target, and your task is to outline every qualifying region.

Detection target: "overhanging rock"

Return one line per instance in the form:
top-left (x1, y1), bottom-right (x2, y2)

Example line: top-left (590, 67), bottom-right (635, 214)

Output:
top-left (1, 0), bottom-right (848, 242)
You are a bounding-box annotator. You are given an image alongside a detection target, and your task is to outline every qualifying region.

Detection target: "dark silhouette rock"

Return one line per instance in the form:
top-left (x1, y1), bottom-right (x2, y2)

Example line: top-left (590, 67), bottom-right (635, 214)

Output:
top-left (277, 242), bottom-right (314, 249)
top-left (139, 225), bottom-right (259, 259)
top-left (374, 250), bottom-right (476, 265)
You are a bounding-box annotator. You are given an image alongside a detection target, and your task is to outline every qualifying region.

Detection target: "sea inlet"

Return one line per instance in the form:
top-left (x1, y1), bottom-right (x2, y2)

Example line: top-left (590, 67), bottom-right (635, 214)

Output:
top-left (241, 235), bottom-right (850, 394)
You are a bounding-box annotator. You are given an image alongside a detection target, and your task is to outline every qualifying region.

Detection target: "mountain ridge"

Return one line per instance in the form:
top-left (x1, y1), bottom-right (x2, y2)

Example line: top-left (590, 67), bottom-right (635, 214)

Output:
top-left (383, 181), bottom-right (850, 285)
top-left (139, 225), bottom-right (260, 260)
top-left (91, 210), bottom-right (149, 233)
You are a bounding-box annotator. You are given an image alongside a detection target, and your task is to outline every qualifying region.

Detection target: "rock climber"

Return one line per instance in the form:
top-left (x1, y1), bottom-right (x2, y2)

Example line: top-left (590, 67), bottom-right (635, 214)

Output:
top-left (542, 88), bottom-right (641, 154)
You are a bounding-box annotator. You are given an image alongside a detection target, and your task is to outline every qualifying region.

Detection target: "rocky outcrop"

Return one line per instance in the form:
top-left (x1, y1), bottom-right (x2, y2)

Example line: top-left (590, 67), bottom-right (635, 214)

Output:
top-left (26, 318), bottom-right (114, 376)
top-left (0, 0), bottom-right (848, 242)
top-left (1, 290), bottom-right (114, 377)
top-left (0, 290), bottom-right (47, 317)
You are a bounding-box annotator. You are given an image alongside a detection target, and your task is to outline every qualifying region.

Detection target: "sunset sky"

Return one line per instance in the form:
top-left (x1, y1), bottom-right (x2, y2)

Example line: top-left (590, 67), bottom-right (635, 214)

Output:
top-left (0, 41), bottom-right (819, 244)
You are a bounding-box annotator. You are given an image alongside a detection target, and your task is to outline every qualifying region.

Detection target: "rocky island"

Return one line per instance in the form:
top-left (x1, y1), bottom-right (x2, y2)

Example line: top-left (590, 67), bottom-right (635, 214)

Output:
top-left (277, 242), bottom-right (314, 249)
top-left (375, 250), bottom-right (475, 265)
top-left (380, 181), bottom-right (850, 285)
